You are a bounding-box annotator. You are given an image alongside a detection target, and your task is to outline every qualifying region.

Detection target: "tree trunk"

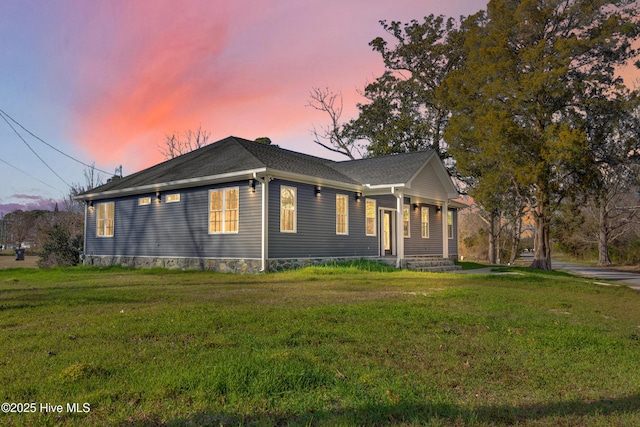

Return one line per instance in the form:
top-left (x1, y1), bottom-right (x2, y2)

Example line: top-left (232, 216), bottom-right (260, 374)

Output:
top-left (496, 224), bottom-right (501, 265)
top-left (530, 201), bottom-right (552, 270)
top-left (597, 202), bottom-right (612, 266)
top-left (509, 216), bottom-right (522, 265)
top-left (488, 211), bottom-right (497, 264)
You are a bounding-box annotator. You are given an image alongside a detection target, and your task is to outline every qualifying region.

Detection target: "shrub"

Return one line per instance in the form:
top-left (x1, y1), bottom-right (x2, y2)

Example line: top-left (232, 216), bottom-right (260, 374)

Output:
top-left (38, 225), bottom-right (83, 267)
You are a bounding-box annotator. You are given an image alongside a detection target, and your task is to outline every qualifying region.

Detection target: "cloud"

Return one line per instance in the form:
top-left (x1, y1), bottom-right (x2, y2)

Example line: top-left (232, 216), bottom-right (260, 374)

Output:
top-left (64, 0), bottom-right (391, 172)
top-left (67, 0), bottom-right (236, 170)
top-left (63, 0), bottom-right (494, 173)
top-left (0, 194), bottom-right (59, 215)
top-left (12, 194), bottom-right (46, 201)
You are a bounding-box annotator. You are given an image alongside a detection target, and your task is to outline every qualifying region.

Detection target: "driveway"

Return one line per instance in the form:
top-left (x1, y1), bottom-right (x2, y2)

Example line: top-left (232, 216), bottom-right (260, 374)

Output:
top-left (551, 260), bottom-right (640, 291)
top-left (458, 254), bottom-right (640, 291)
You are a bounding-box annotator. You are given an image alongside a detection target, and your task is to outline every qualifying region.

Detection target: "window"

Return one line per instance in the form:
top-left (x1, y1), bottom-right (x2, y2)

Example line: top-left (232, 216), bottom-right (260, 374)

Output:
top-left (280, 186), bottom-right (296, 233)
top-left (166, 193), bottom-right (180, 203)
top-left (336, 194), bottom-right (348, 235)
top-left (96, 202), bottom-right (114, 237)
top-left (447, 210), bottom-right (454, 239)
top-left (365, 199), bottom-right (376, 236)
top-left (138, 197), bottom-right (151, 206)
top-left (421, 207), bottom-right (429, 238)
top-left (209, 188), bottom-right (239, 233)
top-left (403, 205), bottom-right (410, 238)
top-left (224, 188), bottom-right (239, 233)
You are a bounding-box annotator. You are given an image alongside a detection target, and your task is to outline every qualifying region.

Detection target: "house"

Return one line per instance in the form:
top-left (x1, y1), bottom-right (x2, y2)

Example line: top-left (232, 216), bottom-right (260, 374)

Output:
top-left (75, 136), bottom-right (464, 273)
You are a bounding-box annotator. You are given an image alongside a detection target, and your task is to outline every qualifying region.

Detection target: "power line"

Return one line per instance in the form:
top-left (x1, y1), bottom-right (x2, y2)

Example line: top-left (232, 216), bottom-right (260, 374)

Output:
top-left (0, 157), bottom-right (58, 190)
top-left (0, 108), bottom-right (112, 176)
top-left (0, 111), bottom-right (72, 188)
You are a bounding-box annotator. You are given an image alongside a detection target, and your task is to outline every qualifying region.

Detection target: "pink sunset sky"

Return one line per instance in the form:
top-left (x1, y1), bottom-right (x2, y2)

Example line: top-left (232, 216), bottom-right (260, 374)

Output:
top-left (0, 0), bottom-right (638, 214)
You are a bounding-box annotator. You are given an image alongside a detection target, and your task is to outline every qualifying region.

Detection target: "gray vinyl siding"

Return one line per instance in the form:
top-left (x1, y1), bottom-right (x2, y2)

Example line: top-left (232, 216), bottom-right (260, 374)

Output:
top-left (449, 209), bottom-right (458, 255)
top-left (404, 204), bottom-right (443, 256)
top-left (268, 179), bottom-right (378, 258)
top-left (85, 181), bottom-right (261, 259)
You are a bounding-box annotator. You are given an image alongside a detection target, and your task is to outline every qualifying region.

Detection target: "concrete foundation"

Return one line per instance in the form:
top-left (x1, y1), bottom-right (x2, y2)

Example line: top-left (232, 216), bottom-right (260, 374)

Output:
top-left (83, 254), bottom-right (459, 274)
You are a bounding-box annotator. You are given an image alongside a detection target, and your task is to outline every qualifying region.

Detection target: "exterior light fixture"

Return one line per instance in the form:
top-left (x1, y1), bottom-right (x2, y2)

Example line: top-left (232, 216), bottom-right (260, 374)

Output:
top-left (156, 192), bottom-right (161, 202)
top-left (315, 186), bottom-right (321, 196)
top-left (435, 206), bottom-right (441, 213)
top-left (249, 179), bottom-right (256, 193)
top-left (355, 192), bottom-right (362, 201)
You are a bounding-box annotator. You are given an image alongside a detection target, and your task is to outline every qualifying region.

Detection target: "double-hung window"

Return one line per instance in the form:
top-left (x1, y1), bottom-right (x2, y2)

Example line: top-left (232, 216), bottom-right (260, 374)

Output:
top-left (280, 186), bottom-right (296, 233)
top-left (421, 207), bottom-right (429, 238)
top-left (403, 205), bottom-right (410, 238)
top-left (447, 210), bottom-right (454, 239)
top-left (336, 194), bottom-right (348, 235)
top-left (96, 202), bottom-right (114, 237)
top-left (209, 188), bottom-right (239, 234)
top-left (365, 199), bottom-right (376, 236)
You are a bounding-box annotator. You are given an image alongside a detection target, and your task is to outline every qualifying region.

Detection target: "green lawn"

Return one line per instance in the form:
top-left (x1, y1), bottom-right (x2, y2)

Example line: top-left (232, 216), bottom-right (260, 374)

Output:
top-left (1, 264), bottom-right (639, 426)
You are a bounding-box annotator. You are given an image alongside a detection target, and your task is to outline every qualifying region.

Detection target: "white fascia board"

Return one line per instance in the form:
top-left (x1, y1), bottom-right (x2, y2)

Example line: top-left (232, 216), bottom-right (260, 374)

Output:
top-left (405, 197), bottom-right (468, 209)
top-left (360, 184), bottom-right (406, 197)
top-left (448, 199), bottom-right (469, 209)
top-left (363, 183), bottom-right (406, 190)
top-left (74, 168), bottom-right (267, 201)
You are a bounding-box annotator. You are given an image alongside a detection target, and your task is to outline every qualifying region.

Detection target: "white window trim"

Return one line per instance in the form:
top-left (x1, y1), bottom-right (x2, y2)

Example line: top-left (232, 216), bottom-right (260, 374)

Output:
top-left (365, 199), bottom-right (376, 237)
top-left (421, 206), bottom-right (430, 239)
top-left (280, 185), bottom-right (297, 233)
top-left (448, 210), bottom-right (454, 239)
top-left (166, 193), bottom-right (181, 203)
top-left (209, 187), bottom-right (239, 234)
top-left (336, 194), bottom-right (349, 235)
top-left (138, 197), bottom-right (151, 206)
top-left (96, 202), bottom-right (114, 238)
top-left (403, 204), bottom-right (410, 238)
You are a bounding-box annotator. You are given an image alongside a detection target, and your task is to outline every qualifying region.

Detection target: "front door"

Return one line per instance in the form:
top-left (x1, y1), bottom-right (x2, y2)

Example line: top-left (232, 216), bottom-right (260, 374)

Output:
top-left (381, 210), bottom-right (394, 256)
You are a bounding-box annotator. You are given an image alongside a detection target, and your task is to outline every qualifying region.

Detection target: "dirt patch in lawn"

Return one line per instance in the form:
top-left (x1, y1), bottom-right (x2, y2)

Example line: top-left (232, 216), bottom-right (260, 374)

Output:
top-left (0, 255), bottom-right (39, 269)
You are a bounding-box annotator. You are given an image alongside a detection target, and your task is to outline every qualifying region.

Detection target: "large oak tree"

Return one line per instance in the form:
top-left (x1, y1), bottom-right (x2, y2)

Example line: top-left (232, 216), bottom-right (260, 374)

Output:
top-left (444, 0), bottom-right (639, 270)
top-left (346, 15), bottom-right (466, 163)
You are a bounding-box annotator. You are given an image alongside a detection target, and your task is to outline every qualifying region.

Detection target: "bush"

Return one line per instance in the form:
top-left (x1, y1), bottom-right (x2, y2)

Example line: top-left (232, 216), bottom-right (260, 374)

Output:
top-left (38, 225), bottom-right (83, 267)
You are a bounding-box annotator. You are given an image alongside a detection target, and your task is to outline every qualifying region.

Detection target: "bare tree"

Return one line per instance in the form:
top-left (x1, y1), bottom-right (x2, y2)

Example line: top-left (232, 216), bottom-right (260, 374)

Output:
top-left (307, 87), bottom-right (362, 160)
top-left (592, 168), bottom-right (640, 265)
top-left (5, 210), bottom-right (35, 248)
top-left (158, 125), bottom-right (211, 159)
top-left (64, 164), bottom-right (104, 214)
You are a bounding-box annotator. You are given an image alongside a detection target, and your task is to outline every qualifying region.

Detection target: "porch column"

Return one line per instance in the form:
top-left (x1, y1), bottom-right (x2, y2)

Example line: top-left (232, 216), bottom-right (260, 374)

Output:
top-left (396, 190), bottom-right (404, 268)
top-left (442, 199), bottom-right (449, 259)
top-left (257, 175), bottom-right (269, 272)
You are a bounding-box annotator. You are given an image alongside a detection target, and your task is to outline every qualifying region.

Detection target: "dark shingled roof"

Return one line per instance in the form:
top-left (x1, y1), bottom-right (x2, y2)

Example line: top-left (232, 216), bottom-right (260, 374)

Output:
top-left (332, 150), bottom-right (434, 185)
top-left (81, 136), bottom-right (437, 196)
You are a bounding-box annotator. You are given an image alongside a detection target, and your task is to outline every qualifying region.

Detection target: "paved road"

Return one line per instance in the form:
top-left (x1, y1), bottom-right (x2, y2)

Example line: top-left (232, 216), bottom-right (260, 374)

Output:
top-left (551, 260), bottom-right (640, 291)
top-left (458, 254), bottom-right (640, 291)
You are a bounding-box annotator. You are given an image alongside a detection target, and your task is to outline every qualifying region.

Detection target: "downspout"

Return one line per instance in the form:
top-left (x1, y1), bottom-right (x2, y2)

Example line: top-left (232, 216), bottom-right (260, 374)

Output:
top-left (394, 188), bottom-right (404, 268)
top-left (82, 202), bottom-right (88, 264)
top-left (255, 173), bottom-right (269, 272)
top-left (442, 199), bottom-right (449, 259)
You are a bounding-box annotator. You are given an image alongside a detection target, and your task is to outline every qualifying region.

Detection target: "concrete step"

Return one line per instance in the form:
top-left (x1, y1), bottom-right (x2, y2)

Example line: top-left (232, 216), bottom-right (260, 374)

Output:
top-left (403, 258), bottom-right (461, 272)
top-left (412, 266), bottom-right (462, 272)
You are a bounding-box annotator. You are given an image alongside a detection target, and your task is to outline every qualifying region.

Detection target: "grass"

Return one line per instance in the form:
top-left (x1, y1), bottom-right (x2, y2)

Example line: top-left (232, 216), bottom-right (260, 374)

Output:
top-left (1, 265), bottom-right (640, 426)
top-left (455, 261), bottom-right (488, 270)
